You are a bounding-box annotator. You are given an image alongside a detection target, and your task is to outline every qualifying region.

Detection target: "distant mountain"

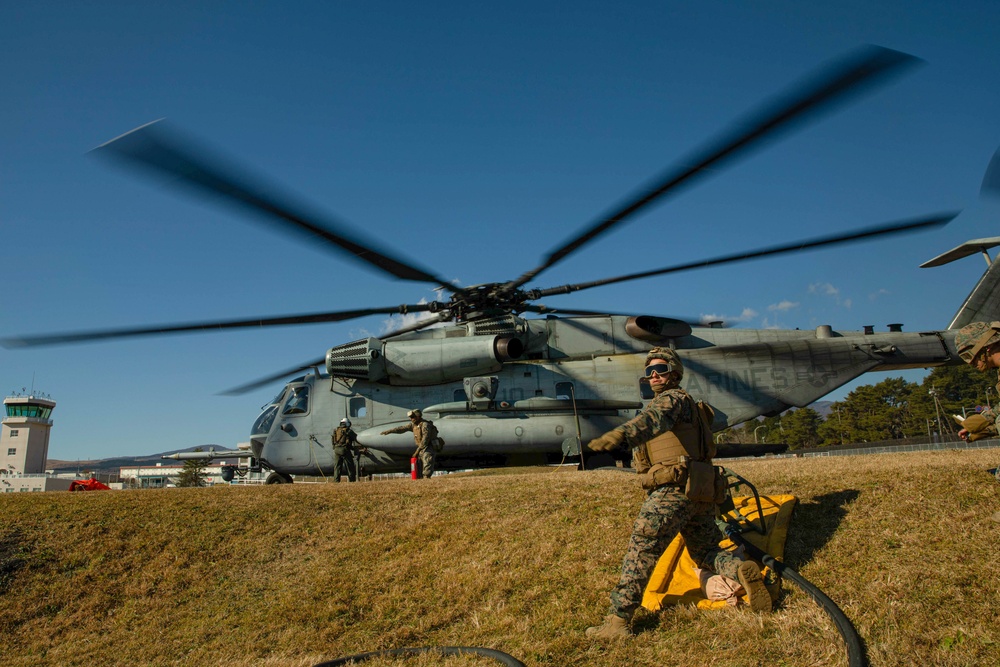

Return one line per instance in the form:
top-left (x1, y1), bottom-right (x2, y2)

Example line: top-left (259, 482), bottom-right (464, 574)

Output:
top-left (810, 401), bottom-right (835, 418)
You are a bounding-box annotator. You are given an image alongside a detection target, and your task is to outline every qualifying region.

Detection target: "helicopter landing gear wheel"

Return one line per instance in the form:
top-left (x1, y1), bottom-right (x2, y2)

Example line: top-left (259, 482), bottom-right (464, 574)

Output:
top-left (265, 472), bottom-right (293, 484)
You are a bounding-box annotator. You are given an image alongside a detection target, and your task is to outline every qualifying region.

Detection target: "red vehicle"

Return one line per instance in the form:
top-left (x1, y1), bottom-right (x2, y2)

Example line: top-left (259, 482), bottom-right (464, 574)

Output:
top-left (69, 478), bottom-right (110, 491)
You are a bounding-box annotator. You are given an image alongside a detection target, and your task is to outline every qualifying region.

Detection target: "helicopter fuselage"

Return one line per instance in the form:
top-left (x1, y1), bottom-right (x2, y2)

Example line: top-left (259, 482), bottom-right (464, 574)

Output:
top-left (247, 315), bottom-right (957, 478)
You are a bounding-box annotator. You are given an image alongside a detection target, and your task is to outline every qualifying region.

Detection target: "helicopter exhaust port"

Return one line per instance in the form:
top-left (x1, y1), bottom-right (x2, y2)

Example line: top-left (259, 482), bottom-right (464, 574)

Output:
top-left (625, 316), bottom-right (693, 343)
top-left (494, 337), bottom-right (524, 362)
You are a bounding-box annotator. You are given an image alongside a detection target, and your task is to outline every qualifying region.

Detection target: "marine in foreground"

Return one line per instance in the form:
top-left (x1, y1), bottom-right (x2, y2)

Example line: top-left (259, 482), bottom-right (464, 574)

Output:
top-left (584, 347), bottom-right (771, 640)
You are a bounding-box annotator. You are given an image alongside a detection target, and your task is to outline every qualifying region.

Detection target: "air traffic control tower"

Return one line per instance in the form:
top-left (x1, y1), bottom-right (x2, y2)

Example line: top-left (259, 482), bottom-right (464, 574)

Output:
top-left (1, 393), bottom-right (56, 475)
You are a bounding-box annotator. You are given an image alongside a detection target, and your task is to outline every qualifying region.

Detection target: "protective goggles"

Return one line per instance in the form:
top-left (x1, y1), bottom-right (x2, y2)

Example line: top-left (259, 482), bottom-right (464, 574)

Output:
top-left (643, 363), bottom-right (676, 378)
top-left (959, 327), bottom-right (1000, 363)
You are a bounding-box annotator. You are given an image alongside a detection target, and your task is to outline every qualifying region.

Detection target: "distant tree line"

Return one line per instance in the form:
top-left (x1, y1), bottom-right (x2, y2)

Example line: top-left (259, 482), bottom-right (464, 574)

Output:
top-left (717, 364), bottom-right (997, 449)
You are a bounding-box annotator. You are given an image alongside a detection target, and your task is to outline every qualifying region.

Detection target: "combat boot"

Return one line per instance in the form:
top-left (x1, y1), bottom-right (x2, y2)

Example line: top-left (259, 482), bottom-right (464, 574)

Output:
top-left (737, 561), bottom-right (772, 613)
top-left (585, 613), bottom-right (632, 640)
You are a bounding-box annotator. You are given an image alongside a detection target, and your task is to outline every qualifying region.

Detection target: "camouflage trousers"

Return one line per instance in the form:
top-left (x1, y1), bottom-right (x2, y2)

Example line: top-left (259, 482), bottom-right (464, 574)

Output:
top-left (418, 449), bottom-right (436, 478)
top-left (608, 485), bottom-right (740, 618)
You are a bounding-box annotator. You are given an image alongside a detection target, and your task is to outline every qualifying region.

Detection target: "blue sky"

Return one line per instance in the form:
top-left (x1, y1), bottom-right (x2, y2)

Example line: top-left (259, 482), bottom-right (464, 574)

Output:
top-left (3, 1), bottom-right (999, 460)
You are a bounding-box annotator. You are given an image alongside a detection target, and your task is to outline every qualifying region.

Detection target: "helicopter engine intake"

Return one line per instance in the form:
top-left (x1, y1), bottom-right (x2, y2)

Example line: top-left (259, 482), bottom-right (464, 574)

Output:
top-left (326, 334), bottom-right (523, 386)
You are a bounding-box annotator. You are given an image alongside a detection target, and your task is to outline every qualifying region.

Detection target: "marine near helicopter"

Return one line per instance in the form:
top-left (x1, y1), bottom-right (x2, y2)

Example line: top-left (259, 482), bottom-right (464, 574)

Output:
top-left (6, 46), bottom-right (998, 483)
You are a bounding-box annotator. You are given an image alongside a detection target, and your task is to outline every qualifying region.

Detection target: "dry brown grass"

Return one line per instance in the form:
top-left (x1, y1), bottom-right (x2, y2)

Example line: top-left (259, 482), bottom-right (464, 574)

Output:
top-left (1, 449), bottom-right (998, 666)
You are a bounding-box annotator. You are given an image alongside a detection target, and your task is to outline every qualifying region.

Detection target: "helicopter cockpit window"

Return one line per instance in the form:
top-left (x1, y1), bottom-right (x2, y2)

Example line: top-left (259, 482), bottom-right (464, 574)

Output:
top-left (282, 386), bottom-right (310, 415)
top-left (269, 387), bottom-right (287, 407)
top-left (251, 405), bottom-right (279, 436)
top-left (349, 396), bottom-right (367, 418)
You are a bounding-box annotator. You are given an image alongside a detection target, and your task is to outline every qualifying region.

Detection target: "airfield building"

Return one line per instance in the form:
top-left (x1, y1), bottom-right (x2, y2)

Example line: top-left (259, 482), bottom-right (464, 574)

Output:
top-left (1, 393), bottom-right (72, 492)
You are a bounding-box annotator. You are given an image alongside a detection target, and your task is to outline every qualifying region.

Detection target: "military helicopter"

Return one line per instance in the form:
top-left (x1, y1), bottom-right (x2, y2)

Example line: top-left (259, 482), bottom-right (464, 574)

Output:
top-left (5, 46), bottom-right (992, 483)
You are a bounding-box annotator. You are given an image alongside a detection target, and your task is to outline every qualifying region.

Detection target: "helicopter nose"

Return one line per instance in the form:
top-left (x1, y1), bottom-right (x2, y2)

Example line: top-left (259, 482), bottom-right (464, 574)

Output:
top-left (250, 438), bottom-right (265, 459)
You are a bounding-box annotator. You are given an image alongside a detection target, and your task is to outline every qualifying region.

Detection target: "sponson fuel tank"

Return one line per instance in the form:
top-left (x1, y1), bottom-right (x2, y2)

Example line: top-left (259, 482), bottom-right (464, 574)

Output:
top-left (327, 334), bottom-right (523, 385)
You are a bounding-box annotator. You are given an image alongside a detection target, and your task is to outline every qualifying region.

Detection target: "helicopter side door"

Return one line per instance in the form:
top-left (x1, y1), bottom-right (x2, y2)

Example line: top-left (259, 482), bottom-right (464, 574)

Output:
top-left (270, 382), bottom-right (313, 468)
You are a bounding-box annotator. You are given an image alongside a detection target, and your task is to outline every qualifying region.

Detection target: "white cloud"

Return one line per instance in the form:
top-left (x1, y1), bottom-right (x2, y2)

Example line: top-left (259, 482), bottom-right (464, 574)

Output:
top-left (808, 282), bottom-right (839, 296)
top-left (808, 281), bottom-right (850, 308)
top-left (700, 308), bottom-right (758, 325)
top-left (768, 300), bottom-right (799, 312)
top-left (869, 288), bottom-right (890, 301)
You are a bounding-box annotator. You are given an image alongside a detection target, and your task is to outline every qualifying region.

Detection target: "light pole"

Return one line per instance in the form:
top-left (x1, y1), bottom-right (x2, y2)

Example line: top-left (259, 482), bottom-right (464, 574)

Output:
top-left (929, 388), bottom-right (945, 440)
top-left (835, 405), bottom-right (845, 445)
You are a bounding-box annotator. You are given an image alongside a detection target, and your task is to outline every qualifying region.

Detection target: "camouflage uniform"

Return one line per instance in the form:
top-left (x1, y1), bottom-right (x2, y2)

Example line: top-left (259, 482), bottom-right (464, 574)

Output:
top-left (955, 322), bottom-right (1000, 440)
top-left (382, 416), bottom-right (438, 478)
top-left (954, 324), bottom-right (1000, 510)
top-left (332, 424), bottom-right (358, 482)
top-left (606, 385), bottom-right (743, 619)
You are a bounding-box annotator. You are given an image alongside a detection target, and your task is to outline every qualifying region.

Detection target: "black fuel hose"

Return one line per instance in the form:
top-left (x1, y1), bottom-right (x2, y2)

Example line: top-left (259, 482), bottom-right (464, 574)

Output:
top-left (727, 529), bottom-right (868, 667)
top-left (313, 646), bottom-right (526, 666)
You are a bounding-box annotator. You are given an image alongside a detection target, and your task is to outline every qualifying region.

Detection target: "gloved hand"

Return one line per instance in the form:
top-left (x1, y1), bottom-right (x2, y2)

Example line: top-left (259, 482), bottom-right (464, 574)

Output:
top-left (958, 414), bottom-right (997, 442)
top-left (587, 430), bottom-right (625, 451)
top-left (379, 430), bottom-right (391, 436)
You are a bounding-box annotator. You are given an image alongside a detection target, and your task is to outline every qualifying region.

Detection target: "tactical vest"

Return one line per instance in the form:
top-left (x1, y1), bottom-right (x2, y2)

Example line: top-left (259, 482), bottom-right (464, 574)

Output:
top-left (333, 426), bottom-right (352, 446)
top-left (414, 420), bottom-right (438, 452)
top-left (633, 391), bottom-right (714, 477)
top-left (642, 404), bottom-right (703, 466)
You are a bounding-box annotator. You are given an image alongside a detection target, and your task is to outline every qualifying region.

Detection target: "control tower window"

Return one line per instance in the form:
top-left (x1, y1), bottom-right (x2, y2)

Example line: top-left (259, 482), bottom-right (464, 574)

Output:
top-left (5, 405), bottom-right (51, 419)
top-left (282, 386), bottom-right (310, 415)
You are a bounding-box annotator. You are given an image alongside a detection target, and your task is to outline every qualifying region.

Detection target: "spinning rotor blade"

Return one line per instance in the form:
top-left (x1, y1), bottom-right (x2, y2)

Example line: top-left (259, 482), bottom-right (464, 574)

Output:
top-left (381, 311), bottom-right (453, 339)
top-left (220, 311), bottom-right (451, 395)
top-left (93, 121), bottom-right (455, 289)
top-left (532, 212), bottom-right (958, 298)
top-left (1, 304), bottom-right (440, 348)
top-left (982, 145), bottom-right (1000, 198)
top-left (219, 357), bottom-right (329, 396)
top-left (505, 45), bottom-right (921, 291)
top-left (521, 303), bottom-right (707, 326)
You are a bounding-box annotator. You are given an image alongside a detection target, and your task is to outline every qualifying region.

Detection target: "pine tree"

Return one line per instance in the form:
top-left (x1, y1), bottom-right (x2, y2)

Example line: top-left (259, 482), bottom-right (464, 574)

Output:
top-left (781, 407), bottom-right (823, 449)
top-left (176, 448), bottom-right (207, 488)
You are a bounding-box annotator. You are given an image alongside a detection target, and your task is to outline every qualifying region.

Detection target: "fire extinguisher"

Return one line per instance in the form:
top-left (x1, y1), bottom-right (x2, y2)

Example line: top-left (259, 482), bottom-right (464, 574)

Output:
top-left (410, 457), bottom-right (418, 480)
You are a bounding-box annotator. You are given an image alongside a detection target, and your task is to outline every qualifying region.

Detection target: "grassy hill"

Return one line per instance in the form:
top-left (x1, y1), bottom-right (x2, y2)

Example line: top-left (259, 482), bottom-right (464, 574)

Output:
top-left (2, 450), bottom-right (999, 666)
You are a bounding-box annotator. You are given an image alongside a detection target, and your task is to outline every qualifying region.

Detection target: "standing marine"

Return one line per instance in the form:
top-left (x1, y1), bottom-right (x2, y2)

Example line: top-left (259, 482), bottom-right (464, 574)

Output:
top-left (380, 409), bottom-right (442, 478)
top-left (332, 418), bottom-right (358, 483)
top-left (584, 347), bottom-right (771, 640)
top-left (953, 321), bottom-right (1000, 524)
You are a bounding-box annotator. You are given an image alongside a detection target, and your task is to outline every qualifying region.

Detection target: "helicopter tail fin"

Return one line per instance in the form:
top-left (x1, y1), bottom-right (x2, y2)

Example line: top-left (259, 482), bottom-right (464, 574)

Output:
top-left (920, 237), bottom-right (1000, 328)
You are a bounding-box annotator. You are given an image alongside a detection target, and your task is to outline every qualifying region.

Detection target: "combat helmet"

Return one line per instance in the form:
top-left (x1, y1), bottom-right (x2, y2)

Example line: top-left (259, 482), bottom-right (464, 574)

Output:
top-left (407, 409), bottom-right (422, 419)
top-left (340, 418), bottom-right (351, 428)
top-left (644, 346), bottom-right (684, 382)
top-left (955, 321), bottom-right (1000, 364)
